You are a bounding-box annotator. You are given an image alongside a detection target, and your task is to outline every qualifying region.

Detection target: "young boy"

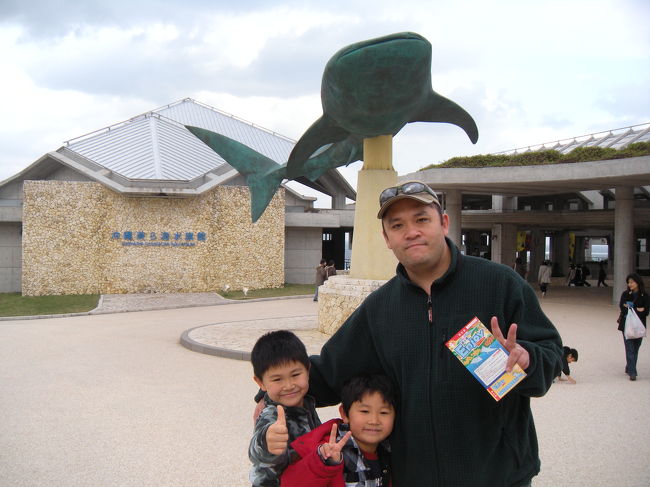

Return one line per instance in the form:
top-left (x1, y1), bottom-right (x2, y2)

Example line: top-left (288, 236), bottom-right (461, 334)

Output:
top-left (249, 330), bottom-right (321, 487)
top-left (557, 346), bottom-right (579, 384)
top-left (280, 374), bottom-right (396, 487)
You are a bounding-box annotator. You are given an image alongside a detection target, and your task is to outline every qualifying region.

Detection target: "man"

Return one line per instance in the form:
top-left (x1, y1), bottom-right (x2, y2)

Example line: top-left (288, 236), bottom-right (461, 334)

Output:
top-left (307, 181), bottom-right (563, 486)
top-left (313, 259), bottom-right (327, 302)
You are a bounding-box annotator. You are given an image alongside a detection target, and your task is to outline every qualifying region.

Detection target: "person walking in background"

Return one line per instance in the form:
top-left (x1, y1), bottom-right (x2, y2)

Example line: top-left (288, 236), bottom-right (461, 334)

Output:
top-left (597, 261), bottom-right (608, 287)
top-left (617, 273), bottom-right (648, 381)
top-left (538, 260), bottom-right (552, 297)
top-left (314, 259), bottom-right (327, 302)
top-left (324, 260), bottom-right (337, 281)
top-left (579, 264), bottom-right (592, 287)
top-left (514, 257), bottom-right (527, 280)
top-left (566, 264), bottom-right (576, 286)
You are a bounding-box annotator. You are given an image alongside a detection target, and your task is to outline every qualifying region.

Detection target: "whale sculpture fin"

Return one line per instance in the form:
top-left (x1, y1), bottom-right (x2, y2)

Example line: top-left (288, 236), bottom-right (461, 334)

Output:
top-left (185, 125), bottom-right (285, 222)
top-left (411, 92), bottom-right (479, 144)
top-left (300, 135), bottom-right (364, 182)
top-left (286, 114), bottom-right (350, 177)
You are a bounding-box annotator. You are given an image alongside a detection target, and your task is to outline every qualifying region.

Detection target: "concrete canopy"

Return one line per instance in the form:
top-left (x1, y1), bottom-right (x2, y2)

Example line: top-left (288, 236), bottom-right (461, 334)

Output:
top-left (403, 156), bottom-right (650, 197)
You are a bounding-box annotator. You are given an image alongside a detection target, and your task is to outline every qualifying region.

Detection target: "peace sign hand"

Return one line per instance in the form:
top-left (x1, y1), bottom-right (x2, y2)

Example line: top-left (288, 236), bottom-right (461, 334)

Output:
top-left (490, 316), bottom-right (530, 372)
top-left (318, 422), bottom-right (352, 464)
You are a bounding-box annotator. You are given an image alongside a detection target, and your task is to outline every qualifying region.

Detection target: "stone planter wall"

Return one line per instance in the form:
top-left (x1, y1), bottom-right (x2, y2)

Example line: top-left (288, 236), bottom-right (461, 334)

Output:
top-left (317, 275), bottom-right (387, 335)
top-left (22, 181), bottom-right (284, 295)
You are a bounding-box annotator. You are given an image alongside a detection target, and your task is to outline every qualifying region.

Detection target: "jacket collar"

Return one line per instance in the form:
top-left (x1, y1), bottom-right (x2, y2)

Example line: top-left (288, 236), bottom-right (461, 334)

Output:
top-left (262, 392), bottom-right (316, 415)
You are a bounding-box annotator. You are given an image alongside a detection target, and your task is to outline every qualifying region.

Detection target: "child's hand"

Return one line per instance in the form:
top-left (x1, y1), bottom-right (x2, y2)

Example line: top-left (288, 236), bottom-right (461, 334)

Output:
top-left (319, 423), bottom-right (352, 464)
top-left (266, 405), bottom-right (289, 455)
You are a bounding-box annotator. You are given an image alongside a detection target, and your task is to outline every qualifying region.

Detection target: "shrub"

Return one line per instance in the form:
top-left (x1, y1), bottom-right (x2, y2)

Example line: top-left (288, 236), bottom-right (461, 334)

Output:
top-left (422, 139), bottom-right (650, 169)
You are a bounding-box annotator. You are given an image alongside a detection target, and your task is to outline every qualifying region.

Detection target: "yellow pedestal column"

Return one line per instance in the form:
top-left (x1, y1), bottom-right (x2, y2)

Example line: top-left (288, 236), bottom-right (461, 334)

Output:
top-left (349, 135), bottom-right (397, 279)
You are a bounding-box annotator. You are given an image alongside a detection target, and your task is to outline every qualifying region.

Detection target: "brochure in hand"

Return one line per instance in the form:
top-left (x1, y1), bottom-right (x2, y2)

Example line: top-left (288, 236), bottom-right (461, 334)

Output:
top-left (446, 316), bottom-right (526, 401)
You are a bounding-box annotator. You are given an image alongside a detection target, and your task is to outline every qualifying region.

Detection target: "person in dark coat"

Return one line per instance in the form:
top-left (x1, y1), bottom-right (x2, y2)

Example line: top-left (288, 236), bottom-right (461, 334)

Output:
top-left (305, 181), bottom-right (562, 486)
top-left (617, 273), bottom-right (648, 381)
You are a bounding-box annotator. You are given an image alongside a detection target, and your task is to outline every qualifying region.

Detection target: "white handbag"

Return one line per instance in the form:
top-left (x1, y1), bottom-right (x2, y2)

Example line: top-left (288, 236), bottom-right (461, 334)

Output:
top-left (624, 308), bottom-right (647, 339)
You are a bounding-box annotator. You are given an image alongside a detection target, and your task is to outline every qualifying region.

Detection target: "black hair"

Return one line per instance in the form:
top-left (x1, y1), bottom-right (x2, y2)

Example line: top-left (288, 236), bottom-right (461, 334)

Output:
top-left (567, 348), bottom-right (578, 361)
top-left (251, 330), bottom-right (310, 380)
top-left (340, 374), bottom-right (396, 415)
top-left (327, 259), bottom-right (335, 266)
top-left (626, 273), bottom-right (646, 294)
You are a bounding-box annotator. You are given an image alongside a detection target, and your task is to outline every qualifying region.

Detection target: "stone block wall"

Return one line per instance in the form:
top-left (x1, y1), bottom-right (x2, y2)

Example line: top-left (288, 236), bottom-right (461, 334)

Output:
top-left (22, 181), bottom-right (284, 295)
top-left (317, 275), bottom-right (387, 335)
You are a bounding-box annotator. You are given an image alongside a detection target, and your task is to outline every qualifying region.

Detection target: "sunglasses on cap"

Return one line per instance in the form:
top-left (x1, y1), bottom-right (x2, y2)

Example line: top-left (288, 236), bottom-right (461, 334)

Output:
top-left (379, 182), bottom-right (439, 206)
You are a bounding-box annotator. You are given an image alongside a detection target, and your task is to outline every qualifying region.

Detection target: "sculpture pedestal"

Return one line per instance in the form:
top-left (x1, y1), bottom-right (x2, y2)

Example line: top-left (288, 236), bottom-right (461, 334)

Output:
top-left (349, 135), bottom-right (397, 279)
top-left (317, 135), bottom-right (395, 335)
top-left (317, 275), bottom-right (387, 335)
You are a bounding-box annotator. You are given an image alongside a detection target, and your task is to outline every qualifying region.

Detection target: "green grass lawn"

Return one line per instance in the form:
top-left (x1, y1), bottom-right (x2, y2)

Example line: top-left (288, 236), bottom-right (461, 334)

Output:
top-left (0, 293), bottom-right (100, 317)
top-left (0, 284), bottom-right (315, 317)
top-left (220, 283), bottom-right (315, 300)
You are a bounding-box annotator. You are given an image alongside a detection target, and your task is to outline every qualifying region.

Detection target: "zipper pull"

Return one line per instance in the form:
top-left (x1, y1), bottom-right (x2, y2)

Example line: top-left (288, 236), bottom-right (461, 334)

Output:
top-left (427, 295), bottom-right (433, 324)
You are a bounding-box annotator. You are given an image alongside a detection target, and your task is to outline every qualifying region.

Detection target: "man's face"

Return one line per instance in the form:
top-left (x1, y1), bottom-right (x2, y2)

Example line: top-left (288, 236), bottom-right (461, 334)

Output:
top-left (382, 198), bottom-right (449, 276)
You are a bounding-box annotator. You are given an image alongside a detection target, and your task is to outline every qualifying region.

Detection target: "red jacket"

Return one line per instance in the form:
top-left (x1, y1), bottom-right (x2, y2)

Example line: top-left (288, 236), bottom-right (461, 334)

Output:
top-left (281, 419), bottom-right (345, 487)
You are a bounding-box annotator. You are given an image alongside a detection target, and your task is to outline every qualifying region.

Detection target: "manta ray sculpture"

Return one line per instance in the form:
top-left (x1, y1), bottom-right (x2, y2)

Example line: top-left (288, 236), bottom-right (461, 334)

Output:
top-left (187, 31), bottom-right (478, 222)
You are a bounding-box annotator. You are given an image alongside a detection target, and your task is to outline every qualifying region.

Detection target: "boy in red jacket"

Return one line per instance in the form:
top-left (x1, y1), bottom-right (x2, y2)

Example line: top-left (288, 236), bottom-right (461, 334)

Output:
top-left (281, 374), bottom-right (395, 486)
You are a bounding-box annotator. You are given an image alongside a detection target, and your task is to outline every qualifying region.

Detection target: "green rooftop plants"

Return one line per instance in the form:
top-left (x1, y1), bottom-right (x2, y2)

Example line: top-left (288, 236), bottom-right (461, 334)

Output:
top-left (421, 141), bottom-right (650, 170)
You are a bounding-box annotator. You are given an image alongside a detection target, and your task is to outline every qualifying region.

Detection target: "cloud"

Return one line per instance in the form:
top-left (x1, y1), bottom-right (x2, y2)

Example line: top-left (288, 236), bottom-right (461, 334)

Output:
top-left (0, 0), bottom-right (648, 188)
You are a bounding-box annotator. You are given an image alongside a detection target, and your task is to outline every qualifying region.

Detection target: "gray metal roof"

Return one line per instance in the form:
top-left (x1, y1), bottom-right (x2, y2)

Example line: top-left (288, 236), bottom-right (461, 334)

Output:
top-left (154, 99), bottom-right (295, 163)
top-left (496, 122), bottom-right (650, 156)
top-left (62, 98), bottom-right (295, 182)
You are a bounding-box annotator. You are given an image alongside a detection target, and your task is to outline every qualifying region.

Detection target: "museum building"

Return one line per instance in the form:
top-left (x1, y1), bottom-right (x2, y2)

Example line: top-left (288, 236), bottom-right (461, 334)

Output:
top-left (0, 98), bottom-right (355, 295)
top-left (1, 98), bottom-right (648, 298)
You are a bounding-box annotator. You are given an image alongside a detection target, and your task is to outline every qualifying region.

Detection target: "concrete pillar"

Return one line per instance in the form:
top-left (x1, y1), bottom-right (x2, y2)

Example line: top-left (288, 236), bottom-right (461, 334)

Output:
top-left (492, 195), bottom-right (516, 212)
top-left (445, 189), bottom-right (462, 248)
top-left (491, 223), bottom-right (517, 266)
top-left (613, 186), bottom-right (635, 303)
top-left (529, 229), bottom-right (545, 283)
top-left (349, 135), bottom-right (397, 279)
top-left (555, 231), bottom-right (570, 277)
top-left (331, 191), bottom-right (347, 210)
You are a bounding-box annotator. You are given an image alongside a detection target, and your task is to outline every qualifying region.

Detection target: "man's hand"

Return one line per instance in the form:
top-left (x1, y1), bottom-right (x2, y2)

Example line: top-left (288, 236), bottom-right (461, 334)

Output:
top-left (490, 316), bottom-right (530, 372)
top-left (318, 423), bottom-right (352, 464)
top-left (253, 398), bottom-right (265, 424)
top-left (266, 405), bottom-right (289, 455)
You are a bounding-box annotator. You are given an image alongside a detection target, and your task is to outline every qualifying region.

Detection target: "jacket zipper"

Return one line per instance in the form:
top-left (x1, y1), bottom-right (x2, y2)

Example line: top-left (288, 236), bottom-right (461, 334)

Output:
top-left (427, 292), bottom-right (441, 485)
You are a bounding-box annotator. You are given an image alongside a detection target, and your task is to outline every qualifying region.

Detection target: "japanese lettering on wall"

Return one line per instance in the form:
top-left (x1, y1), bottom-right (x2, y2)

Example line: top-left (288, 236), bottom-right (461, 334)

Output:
top-left (111, 230), bottom-right (207, 247)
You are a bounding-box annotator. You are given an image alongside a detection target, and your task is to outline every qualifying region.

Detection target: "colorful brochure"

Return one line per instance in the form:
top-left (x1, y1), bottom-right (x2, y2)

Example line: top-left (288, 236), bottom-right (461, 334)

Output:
top-left (446, 316), bottom-right (526, 401)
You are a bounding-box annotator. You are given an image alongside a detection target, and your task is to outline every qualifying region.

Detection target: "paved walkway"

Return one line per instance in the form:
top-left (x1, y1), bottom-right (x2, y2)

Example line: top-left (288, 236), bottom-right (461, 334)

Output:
top-left (0, 286), bottom-right (648, 486)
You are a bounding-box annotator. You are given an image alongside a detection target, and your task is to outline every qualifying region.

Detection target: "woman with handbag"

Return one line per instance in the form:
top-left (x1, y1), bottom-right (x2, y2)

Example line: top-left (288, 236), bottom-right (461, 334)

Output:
top-left (617, 273), bottom-right (649, 381)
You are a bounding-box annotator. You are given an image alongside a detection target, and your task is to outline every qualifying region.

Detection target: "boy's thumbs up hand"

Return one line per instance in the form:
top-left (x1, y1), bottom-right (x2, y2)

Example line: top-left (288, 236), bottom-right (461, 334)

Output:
top-left (266, 405), bottom-right (289, 455)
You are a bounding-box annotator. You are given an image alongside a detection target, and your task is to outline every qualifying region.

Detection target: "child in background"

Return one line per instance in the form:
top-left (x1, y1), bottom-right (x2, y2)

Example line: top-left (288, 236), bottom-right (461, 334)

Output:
top-left (557, 346), bottom-right (579, 384)
top-left (281, 374), bottom-right (395, 487)
top-left (249, 330), bottom-right (320, 487)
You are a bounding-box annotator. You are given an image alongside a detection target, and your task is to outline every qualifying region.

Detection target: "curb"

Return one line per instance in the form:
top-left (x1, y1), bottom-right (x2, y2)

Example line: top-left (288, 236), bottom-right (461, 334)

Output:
top-left (180, 325), bottom-right (251, 361)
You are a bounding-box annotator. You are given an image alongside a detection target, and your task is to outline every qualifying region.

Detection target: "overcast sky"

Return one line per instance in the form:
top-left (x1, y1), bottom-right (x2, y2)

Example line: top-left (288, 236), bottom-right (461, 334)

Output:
top-left (1, 0), bottom-right (648, 201)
